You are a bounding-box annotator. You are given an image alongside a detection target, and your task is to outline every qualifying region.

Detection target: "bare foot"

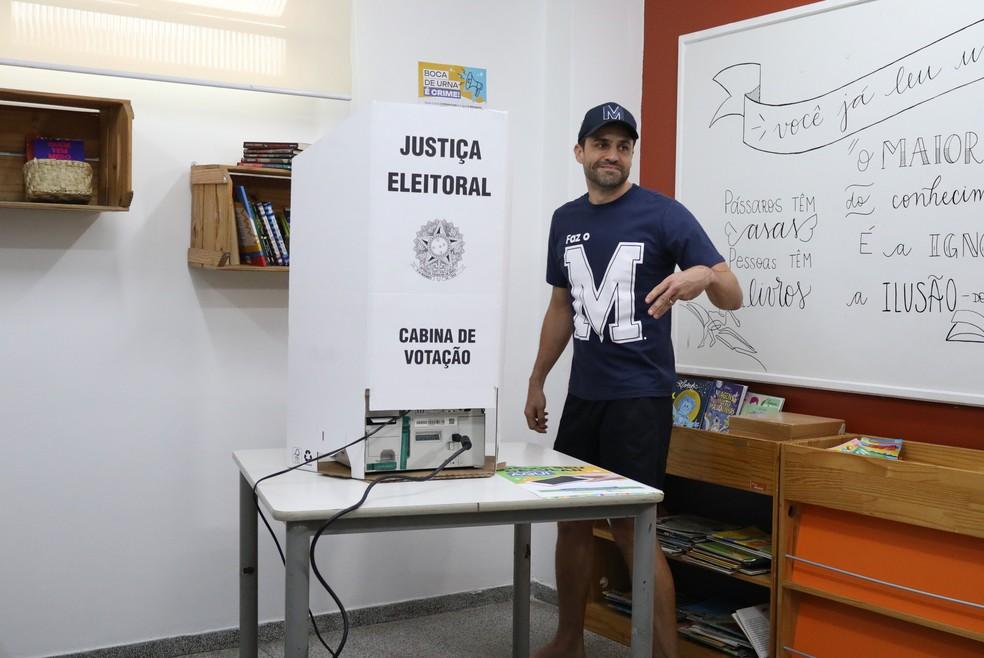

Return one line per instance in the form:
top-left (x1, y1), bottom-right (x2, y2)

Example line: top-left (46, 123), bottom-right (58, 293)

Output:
top-left (533, 639), bottom-right (586, 658)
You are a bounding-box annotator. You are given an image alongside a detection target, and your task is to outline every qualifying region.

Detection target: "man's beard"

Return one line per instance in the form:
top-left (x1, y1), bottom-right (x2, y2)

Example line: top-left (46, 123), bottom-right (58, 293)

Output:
top-left (584, 162), bottom-right (628, 189)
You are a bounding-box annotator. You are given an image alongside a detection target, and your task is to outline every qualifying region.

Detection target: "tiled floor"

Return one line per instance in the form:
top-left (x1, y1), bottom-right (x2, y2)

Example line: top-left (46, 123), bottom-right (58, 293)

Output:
top-left (179, 600), bottom-right (630, 658)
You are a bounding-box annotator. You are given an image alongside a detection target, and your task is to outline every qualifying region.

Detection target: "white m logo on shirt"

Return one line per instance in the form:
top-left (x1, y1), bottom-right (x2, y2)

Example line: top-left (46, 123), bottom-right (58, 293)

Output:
top-left (564, 242), bottom-right (643, 343)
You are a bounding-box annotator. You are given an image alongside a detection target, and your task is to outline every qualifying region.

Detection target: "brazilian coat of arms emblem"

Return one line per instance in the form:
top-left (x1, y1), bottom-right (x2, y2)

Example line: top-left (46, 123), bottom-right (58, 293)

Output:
top-left (413, 219), bottom-right (465, 280)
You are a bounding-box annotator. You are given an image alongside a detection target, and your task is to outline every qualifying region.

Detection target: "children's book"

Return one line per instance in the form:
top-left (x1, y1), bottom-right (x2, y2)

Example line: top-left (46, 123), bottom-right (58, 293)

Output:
top-left (710, 526), bottom-right (772, 559)
top-left (739, 391), bottom-right (785, 416)
top-left (496, 465), bottom-right (648, 499)
top-left (829, 436), bottom-right (903, 459)
top-left (233, 201), bottom-right (266, 266)
top-left (701, 380), bottom-right (749, 432)
top-left (672, 376), bottom-right (715, 429)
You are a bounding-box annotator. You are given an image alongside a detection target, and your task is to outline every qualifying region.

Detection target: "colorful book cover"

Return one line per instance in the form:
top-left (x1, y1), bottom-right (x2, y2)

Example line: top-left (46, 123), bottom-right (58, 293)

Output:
top-left (710, 526), bottom-right (772, 558)
top-left (496, 465), bottom-right (647, 499)
top-left (27, 137), bottom-right (86, 161)
top-left (235, 185), bottom-right (272, 265)
top-left (829, 436), bottom-right (903, 459)
top-left (232, 201), bottom-right (266, 266)
top-left (672, 376), bottom-right (715, 428)
top-left (701, 380), bottom-right (749, 432)
top-left (740, 391), bottom-right (785, 416)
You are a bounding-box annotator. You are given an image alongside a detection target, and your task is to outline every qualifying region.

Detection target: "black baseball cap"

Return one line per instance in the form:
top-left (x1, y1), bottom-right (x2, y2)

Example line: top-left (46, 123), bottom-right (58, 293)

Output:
top-left (577, 102), bottom-right (638, 143)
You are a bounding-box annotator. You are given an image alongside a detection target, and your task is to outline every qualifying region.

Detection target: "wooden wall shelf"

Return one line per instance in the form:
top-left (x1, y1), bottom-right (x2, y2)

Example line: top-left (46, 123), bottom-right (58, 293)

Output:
top-left (0, 88), bottom-right (133, 211)
top-left (188, 164), bottom-right (290, 271)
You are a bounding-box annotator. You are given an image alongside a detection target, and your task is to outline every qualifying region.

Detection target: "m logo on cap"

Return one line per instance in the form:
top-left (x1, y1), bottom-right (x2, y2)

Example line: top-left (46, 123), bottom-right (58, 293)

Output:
top-left (602, 104), bottom-right (623, 121)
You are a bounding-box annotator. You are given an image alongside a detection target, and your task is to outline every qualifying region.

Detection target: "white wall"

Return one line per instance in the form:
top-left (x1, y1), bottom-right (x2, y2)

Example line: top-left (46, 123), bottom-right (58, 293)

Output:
top-left (0, 1), bottom-right (642, 655)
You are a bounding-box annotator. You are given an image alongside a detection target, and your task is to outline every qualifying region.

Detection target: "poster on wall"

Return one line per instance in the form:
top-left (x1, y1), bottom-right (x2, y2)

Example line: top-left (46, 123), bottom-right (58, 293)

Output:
top-left (418, 61), bottom-right (487, 107)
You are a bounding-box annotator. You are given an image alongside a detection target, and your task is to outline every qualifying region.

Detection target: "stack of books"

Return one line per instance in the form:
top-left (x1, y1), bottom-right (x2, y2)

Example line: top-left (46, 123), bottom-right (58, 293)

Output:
top-left (655, 514), bottom-right (736, 556)
top-left (655, 516), bottom-right (773, 576)
top-left (232, 184), bottom-right (290, 267)
top-left (600, 588), bottom-right (632, 616)
top-left (677, 598), bottom-right (759, 657)
top-left (237, 141), bottom-right (309, 170)
top-left (683, 527), bottom-right (772, 576)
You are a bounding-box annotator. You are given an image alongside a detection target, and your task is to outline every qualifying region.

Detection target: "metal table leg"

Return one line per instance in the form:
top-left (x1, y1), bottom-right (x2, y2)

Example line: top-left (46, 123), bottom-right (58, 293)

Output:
top-left (512, 522), bottom-right (531, 658)
top-left (631, 504), bottom-right (656, 658)
top-left (285, 522), bottom-right (312, 657)
top-left (240, 475), bottom-right (258, 658)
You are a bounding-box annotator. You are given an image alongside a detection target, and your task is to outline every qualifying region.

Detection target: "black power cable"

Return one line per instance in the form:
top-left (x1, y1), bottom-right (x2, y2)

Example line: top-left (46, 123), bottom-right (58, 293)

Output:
top-left (251, 415), bottom-right (474, 656)
top-left (308, 436), bottom-right (472, 655)
top-left (251, 412), bottom-right (407, 657)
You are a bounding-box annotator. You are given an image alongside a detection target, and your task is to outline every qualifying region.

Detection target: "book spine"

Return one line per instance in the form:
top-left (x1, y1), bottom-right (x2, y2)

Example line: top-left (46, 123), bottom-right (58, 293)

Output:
top-left (242, 142), bottom-right (304, 149)
top-left (255, 201), bottom-right (284, 265)
top-left (239, 156), bottom-right (295, 164)
top-left (274, 209), bottom-right (290, 246)
top-left (263, 202), bottom-right (289, 266)
top-left (233, 186), bottom-right (267, 266)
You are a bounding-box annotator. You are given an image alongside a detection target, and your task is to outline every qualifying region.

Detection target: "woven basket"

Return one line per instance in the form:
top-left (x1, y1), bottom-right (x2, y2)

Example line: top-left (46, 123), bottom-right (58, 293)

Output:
top-left (24, 158), bottom-right (93, 203)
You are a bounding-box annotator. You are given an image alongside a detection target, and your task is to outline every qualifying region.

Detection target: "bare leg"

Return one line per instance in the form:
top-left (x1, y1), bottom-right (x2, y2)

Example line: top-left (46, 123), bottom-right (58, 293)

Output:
top-left (533, 520), bottom-right (594, 658)
top-left (610, 517), bottom-right (678, 658)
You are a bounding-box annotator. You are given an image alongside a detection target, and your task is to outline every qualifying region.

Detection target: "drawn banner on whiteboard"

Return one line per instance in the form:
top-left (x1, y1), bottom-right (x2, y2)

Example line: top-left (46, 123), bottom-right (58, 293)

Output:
top-left (709, 19), bottom-right (984, 154)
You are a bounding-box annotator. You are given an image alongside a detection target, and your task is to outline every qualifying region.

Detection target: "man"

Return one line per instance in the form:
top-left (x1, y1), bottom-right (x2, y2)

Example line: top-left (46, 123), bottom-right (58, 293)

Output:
top-left (525, 102), bottom-right (742, 658)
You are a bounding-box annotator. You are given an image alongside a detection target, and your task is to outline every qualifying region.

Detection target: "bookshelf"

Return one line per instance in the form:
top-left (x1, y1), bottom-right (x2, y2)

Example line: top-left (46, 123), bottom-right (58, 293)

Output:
top-left (777, 435), bottom-right (984, 657)
top-left (188, 164), bottom-right (290, 271)
top-left (0, 88), bottom-right (132, 211)
top-left (584, 414), bottom-right (845, 657)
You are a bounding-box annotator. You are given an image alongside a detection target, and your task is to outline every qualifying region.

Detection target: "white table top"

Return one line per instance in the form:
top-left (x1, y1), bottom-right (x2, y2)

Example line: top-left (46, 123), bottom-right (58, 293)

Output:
top-left (235, 441), bottom-right (663, 522)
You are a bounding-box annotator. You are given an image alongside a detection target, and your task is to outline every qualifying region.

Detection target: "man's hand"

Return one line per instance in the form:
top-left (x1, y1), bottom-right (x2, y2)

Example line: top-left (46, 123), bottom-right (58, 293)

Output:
top-left (524, 384), bottom-right (549, 433)
top-left (645, 265), bottom-right (714, 318)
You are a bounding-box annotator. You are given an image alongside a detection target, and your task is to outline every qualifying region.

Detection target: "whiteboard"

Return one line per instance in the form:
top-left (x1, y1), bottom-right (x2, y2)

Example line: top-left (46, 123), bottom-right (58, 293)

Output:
top-left (675, 0), bottom-right (984, 406)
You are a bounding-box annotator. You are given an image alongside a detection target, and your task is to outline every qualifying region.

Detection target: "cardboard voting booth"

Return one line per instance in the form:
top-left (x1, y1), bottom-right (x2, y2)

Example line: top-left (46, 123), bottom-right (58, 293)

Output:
top-left (287, 102), bottom-right (509, 479)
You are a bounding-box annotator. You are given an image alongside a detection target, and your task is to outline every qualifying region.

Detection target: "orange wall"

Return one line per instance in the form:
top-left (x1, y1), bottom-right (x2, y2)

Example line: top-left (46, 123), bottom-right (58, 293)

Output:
top-left (641, 0), bottom-right (984, 449)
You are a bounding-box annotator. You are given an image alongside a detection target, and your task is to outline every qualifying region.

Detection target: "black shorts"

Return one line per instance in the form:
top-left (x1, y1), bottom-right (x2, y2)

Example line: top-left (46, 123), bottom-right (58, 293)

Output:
top-left (553, 394), bottom-right (672, 489)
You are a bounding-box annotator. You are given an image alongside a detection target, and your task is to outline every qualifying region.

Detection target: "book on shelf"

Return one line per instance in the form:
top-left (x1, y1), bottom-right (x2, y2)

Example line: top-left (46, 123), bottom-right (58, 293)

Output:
top-left (232, 201), bottom-right (266, 266)
top-left (260, 201), bottom-right (289, 266)
top-left (274, 208), bottom-right (291, 247)
top-left (739, 391), bottom-right (785, 416)
top-left (829, 436), bottom-right (903, 459)
top-left (709, 526), bottom-right (772, 559)
top-left (242, 141), bottom-right (310, 149)
top-left (234, 185), bottom-right (270, 266)
top-left (732, 604), bottom-right (770, 658)
top-left (601, 588), bottom-right (632, 615)
top-left (678, 599), bottom-right (756, 657)
top-left (254, 201), bottom-right (286, 266)
top-left (243, 148), bottom-right (304, 157)
top-left (701, 379), bottom-right (749, 432)
top-left (672, 376), bottom-right (715, 429)
top-left (691, 540), bottom-right (768, 566)
top-left (237, 161), bottom-right (293, 170)
top-left (27, 136), bottom-right (86, 161)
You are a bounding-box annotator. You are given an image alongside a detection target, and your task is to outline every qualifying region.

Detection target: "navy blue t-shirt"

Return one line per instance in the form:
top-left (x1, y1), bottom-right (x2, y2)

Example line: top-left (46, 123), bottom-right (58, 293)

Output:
top-left (546, 185), bottom-right (724, 400)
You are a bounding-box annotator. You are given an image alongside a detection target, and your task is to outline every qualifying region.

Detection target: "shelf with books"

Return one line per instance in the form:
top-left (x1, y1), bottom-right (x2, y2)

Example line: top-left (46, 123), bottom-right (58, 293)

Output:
top-left (584, 414), bottom-right (846, 658)
top-left (592, 523), bottom-right (771, 589)
top-left (777, 435), bottom-right (984, 657)
top-left (188, 164), bottom-right (291, 271)
top-left (0, 88), bottom-right (132, 212)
